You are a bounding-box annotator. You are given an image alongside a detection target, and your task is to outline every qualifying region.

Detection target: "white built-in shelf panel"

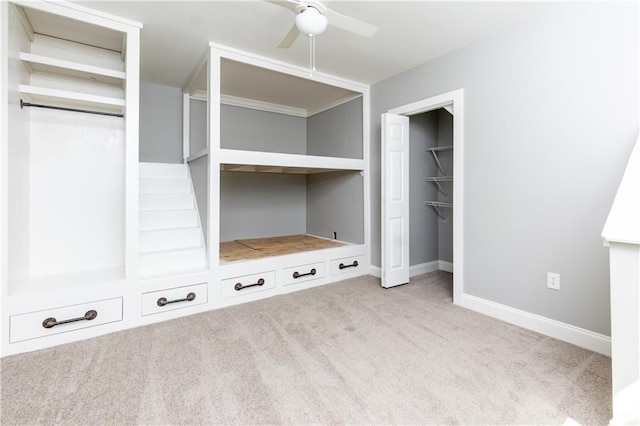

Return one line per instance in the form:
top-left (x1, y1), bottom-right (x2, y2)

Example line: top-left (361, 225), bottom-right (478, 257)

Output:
top-left (8, 266), bottom-right (125, 296)
top-left (20, 52), bottom-right (125, 85)
top-left (426, 145), bottom-right (453, 152)
top-left (219, 149), bottom-right (364, 174)
top-left (19, 84), bottom-right (125, 113)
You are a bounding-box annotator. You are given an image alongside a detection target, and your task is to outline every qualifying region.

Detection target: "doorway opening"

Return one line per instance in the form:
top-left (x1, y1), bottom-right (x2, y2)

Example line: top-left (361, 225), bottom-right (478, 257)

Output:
top-left (382, 89), bottom-right (464, 305)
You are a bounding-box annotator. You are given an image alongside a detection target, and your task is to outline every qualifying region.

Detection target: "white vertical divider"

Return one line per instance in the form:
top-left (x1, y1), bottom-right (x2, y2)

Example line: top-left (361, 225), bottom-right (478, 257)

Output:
top-left (124, 25), bottom-right (140, 285)
top-left (122, 21), bottom-right (141, 327)
top-left (451, 90), bottom-right (464, 306)
top-left (362, 87), bottom-right (371, 274)
top-left (182, 93), bottom-right (190, 162)
top-left (208, 47), bottom-right (220, 300)
top-left (0, 1), bottom-right (9, 348)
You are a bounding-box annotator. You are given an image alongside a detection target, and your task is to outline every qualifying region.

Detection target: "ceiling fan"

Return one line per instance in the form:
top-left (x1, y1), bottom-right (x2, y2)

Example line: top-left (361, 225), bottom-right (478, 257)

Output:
top-left (267, 0), bottom-right (378, 49)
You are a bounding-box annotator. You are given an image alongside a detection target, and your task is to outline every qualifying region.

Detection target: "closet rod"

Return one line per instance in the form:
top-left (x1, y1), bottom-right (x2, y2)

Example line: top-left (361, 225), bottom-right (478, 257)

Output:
top-left (20, 100), bottom-right (124, 118)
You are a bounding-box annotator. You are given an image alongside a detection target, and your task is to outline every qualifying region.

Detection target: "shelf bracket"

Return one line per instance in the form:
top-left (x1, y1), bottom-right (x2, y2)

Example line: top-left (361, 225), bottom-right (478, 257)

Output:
top-left (430, 180), bottom-right (448, 196)
top-left (427, 204), bottom-right (447, 221)
top-left (429, 150), bottom-right (446, 175)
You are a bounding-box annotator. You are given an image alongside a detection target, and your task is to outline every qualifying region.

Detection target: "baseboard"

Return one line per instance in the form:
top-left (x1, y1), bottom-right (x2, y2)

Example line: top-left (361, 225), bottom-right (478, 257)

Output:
top-left (461, 294), bottom-right (611, 356)
top-left (369, 260), bottom-right (452, 279)
top-left (438, 260), bottom-right (453, 273)
top-left (410, 261), bottom-right (439, 276)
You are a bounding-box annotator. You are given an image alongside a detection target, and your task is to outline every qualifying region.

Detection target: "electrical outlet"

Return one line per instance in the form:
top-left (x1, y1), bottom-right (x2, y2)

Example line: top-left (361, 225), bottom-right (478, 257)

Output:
top-left (547, 272), bottom-right (560, 290)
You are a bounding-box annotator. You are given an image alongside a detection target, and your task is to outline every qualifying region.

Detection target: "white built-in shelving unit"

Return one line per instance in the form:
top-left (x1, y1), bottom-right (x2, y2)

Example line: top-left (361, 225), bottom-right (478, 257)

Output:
top-left (182, 43), bottom-right (370, 305)
top-left (1, 0), bottom-right (141, 355)
top-left (0, 1), bottom-right (370, 357)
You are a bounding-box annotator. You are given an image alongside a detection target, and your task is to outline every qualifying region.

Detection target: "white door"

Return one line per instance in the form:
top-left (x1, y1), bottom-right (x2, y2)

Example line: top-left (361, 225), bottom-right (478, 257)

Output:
top-left (381, 113), bottom-right (410, 288)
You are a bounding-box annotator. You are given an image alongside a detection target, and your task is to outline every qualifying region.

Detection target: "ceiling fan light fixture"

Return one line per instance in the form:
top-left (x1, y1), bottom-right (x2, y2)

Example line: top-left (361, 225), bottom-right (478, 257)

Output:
top-left (295, 7), bottom-right (328, 37)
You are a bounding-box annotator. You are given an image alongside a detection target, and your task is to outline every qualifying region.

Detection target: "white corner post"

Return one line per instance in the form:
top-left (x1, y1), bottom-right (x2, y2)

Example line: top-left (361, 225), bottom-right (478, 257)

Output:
top-left (602, 136), bottom-right (640, 426)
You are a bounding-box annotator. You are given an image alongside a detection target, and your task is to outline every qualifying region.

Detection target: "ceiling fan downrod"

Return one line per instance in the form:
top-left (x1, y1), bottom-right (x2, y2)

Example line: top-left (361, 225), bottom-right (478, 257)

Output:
top-left (309, 34), bottom-right (316, 77)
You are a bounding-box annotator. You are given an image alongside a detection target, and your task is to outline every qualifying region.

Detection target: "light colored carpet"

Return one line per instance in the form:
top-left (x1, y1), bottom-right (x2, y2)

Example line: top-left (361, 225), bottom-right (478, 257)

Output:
top-left (0, 272), bottom-right (611, 425)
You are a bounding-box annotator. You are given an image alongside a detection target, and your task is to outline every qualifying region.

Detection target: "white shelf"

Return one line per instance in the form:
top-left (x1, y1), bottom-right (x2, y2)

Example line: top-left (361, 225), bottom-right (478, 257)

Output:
top-left (20, 52), bottom-right (125, 85)
top-left (19, 84), bottom-right (125, 113)
top-left (219, 149), bottom-right (364, 174)
top-left (9, 266), bottom-right (125, 296)
top-left (425, 201), bottom-right (453, 208)
top-left (426, 145), bottom-right (453, 153)
top-left (425, 201), bottom-right (452, 221)
top-left (426, 176), bottom-right (453, 196)
top-left (425, 176), bottom-right (453, 182)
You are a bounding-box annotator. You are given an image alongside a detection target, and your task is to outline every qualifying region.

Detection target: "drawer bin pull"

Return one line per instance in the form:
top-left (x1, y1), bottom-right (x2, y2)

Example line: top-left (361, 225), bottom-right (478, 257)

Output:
top-left (339, 260), bottom-right (359, 270)
top-left (157, 292), bottom-right (196, 307)
top-left (235, 278), bottom-right (265, 291)
top-left (293, 268), bottom-right (317, 279)
top-left (42, 310), bottom-right (98, 329)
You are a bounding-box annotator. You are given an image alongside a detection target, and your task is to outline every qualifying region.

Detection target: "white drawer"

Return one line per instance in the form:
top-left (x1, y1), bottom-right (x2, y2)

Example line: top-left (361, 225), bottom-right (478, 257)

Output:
top-left (142, 282), bottom-right (207, 316)
top-left (222, 270), bottom-right (276, 299)
top-left (330, 255), bottom-right (365, 276)
top-left (281, 262), bottom-right (325, 286)
top-left (10, 297), bottom-right (123, 343)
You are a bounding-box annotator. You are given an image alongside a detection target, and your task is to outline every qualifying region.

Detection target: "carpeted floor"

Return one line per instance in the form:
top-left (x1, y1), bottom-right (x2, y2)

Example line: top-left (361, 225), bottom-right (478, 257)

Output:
top-left (0, 271), bottom-right (611, 425)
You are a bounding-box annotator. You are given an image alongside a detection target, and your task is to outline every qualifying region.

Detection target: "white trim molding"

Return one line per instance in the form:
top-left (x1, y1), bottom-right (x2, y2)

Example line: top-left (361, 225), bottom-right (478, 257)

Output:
top-left (462, 293), bottom-right (611, 356)
top-left (218, 93), bottom-right (363, 119)
top-left (386, 88), bottom-right (464, 306)
top-left (221, 94), bottom-right (307, 117)
top-left (369, 260), bottom-right (451, 278)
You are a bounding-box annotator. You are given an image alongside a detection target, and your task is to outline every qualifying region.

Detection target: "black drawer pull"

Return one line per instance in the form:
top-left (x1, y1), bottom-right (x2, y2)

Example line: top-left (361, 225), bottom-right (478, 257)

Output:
top-left (157, 292), bottom-right (196, 307)
top-left (339, 260), bottom-right (359, 270)
top-left (293, 268), bottom-right (317, 279)
top-left (235, 278), bottom-right (265, 291)
top-left (42, 310), bottom-right (98, 329)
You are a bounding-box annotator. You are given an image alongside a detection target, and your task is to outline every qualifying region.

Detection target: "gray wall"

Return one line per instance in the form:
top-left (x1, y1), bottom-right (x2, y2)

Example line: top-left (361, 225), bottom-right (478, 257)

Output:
top-left (220, 172), bottom-right (307, 241)
top-left (189, 99), bottom-right (207, 154)
top-left (139, 81), bottom-right (183, 163)
top-left (409, 111), bottom-right (439, 265)
top-left (305, 97), bottom-right (365, 243)
top-left (219, 105), bottom-right (306, 241)
top-left (371, 2), bottom-right (638, 335)
top-left (220, 105), bottom-right (306, 154)
top-left (307, 97), bottom-right (363, 159)
top-left (306, 172), bottom-right (364, 244)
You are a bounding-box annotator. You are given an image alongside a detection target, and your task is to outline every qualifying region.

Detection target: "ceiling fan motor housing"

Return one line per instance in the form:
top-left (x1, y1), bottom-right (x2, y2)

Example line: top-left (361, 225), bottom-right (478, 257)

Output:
top-left (295, 6), bottom-right (328, 36)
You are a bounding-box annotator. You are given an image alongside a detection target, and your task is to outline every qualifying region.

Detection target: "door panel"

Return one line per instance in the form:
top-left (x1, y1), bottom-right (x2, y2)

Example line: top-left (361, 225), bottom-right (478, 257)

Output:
top-left (381, 113), bottom-right (410, 288)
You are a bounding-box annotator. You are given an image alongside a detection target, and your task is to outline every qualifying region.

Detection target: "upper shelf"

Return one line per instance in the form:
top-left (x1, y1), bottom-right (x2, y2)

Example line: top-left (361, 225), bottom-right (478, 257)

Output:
top-left (426, 145), bottom-right (453, 153)
top-left (20, 52), bottom-right (126, 85)
top-left (19, 84), bottom-right (125, 113)
top-left (425, 176), bottom-right (453, 182)
top-left (219, 149), bottom-right (364, 174)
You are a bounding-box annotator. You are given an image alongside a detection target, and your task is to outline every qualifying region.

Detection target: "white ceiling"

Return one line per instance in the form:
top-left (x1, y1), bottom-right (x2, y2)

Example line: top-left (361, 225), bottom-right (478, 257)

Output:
top-left (72, 1), bottom-right (553, 88)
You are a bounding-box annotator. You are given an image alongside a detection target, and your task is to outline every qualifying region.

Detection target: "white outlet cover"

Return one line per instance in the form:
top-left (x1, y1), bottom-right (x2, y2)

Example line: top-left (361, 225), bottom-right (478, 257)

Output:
top-left (547, 272), bottom-right (560, 290)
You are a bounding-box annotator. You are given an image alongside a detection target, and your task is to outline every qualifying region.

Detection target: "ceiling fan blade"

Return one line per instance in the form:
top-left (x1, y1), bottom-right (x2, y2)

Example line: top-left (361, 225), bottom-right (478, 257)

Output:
top-left (264, 0), bottom-right (304, 13)
top-left (277, 24), bottom-right (300, 48)
top-left (325, 7), bottom-right (378, 37)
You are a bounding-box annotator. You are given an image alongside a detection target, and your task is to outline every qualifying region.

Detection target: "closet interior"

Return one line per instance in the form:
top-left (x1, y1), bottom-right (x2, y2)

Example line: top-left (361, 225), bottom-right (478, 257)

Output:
top-left (411, 108), bottom-right (453, 269)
